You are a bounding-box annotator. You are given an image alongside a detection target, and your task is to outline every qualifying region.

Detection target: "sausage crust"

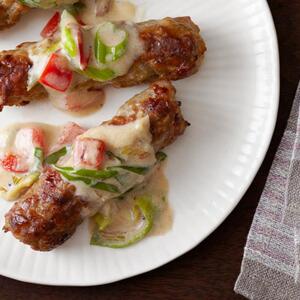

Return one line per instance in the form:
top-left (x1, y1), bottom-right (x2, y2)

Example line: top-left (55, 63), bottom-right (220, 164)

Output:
top-left (3, 80), bottom-right (188, 251)
top-left (3, 167), bottom-right (84, 251)
top-left (0, 16), bottom-right (206, 110)
top-left (0, 0), bottom-right (28, 30)
top-left (0, 48), bottom-right (47, 109)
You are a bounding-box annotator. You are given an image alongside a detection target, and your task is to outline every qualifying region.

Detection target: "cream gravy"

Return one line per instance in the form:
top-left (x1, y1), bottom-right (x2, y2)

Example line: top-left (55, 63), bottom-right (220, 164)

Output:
top-left (0, 121), bottom-right (172, 236)
top-left (81, 0), bottom-right (137, 26)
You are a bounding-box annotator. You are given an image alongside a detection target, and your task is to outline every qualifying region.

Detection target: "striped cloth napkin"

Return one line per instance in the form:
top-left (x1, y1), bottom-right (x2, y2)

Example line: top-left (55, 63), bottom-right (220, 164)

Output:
top-left (235, 82), bottom-right (300, 300)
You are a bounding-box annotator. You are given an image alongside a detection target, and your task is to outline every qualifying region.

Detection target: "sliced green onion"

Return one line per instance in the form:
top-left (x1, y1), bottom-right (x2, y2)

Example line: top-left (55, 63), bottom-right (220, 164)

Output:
top-left (94, 22), bottom-right (128, 63)
top-left (91, 182), bottom-right (119, 193)
top-left (62, 26), bottom-right (77, 58)
top-left (93, 213), bottom-right (111, 231)
top-left (4, 172), bottom-right (40, 201)
top-left (94, 32), bottom-right (107, 64)
top-left (90, 196), bottom-right (154, 248)
top-left (156, 151), bottom-right (167, 162)
top-left (34, 147), bottom-right (44, 161)
top-left (83, 66), bottom-right (115, 81)
top-left (110, 166), bottom-right (149, 175)
top-left (45, 147), bottom-right (67, 165)
top-left (105, 34), bottom-right (128, 62)
top-left (32, 147), bottom-right (44, 171)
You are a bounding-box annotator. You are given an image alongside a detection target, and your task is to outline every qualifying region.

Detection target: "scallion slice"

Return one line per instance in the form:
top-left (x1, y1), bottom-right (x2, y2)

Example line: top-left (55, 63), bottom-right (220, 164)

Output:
top-left (90, 196), bottom-right (154, 248)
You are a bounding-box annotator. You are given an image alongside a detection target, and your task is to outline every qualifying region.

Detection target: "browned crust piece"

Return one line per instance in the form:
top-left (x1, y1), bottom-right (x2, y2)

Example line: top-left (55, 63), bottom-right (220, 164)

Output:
top-left (3, 80), bottom-right (189, 251)
top-left (0, 16), bottom-right (206, 111)
top-left (3, 167), bottom-right (84, 251)
top-left (0, 0), bottom-right (29, 30)
top-left (0, 48), bottom-right (47, 110)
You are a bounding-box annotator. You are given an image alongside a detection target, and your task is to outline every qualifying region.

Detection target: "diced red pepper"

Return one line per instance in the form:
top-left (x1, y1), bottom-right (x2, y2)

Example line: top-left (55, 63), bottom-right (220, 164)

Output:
top-left (15, 127), bottom-right (45, 156)
top-left (77, 29), bottom-right (90, 70)
top-left (73, 138), bottom-right (106, 169)
top-left (1, 154), bottom-right (28, 173)
top-left (0, 127), bottom-right (45, 173)
top-left (57, 122), bottom-right (86, 145)
top-left (40, 12), bottom-right (61, 38)
top-left (39, 53), bottom-right (73, 92)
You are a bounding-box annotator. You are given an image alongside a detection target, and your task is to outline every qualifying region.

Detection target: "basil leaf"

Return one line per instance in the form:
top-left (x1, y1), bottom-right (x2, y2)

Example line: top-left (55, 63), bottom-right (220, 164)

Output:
top-left (74, 168), bottom-right (118, 180)
top-left (111, 166), bottom-right (149, 175)
top-left (91, 182), bottom-right (120, 193)
top-left (45, 147), bottom-right (67, 165)
top-left (59, 171), bottom-right (92, 185)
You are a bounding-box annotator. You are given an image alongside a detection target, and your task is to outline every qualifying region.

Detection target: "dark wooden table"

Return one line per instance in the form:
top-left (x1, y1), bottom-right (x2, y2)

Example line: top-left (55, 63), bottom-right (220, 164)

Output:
top-left (1, 1), bottom-right (300, 299)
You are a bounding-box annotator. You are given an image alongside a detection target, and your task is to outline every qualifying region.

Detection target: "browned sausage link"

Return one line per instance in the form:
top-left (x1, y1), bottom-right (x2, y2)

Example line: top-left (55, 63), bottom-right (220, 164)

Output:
top-left (3, 80), bottom-right (188, 251)
top-left (3, 167), bottom-right (84, 251)
top-left (112, 17), bottom-right (206, 87)
top-left (0, 16), bottom-right (206, 111)
top-left (108, 80), bottom-right (189, 151)
top-left (0, 0), bottom-right (29, 30)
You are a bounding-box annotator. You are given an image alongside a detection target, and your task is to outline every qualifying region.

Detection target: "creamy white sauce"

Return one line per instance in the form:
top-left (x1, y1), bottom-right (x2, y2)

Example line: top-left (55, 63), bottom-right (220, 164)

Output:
top-left (81, 0), bottom-right (137, 26)
top-left (81, 116), bottom-right (155, 165)
top-left (0, 123), bottom-right (60, 159)
top-left (86, 21), bottom-right (144, 77)
top-left (26, 0), bottom-right (144, 114)
top-left (61, 116), bottom-right (157, 204)
top-left (91, 163), bottom-right (172, 236)
top-left (0, 121), bottom-right (172, 236)
top-left (45, 74), bottom-right (105, 113)
top-left (0, 123), bottom-right (61, 198)
top-left (27, 40), bottom-right (57, 90)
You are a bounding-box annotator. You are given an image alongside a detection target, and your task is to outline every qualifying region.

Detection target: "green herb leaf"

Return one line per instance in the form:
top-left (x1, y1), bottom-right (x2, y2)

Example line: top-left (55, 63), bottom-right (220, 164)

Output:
top-left (34, 147), bottom-right (44, 161)
top-left (110, 166), bottom-right (149, 175)
top-left (75, 168), bottom-right (118, 179)
top-left (33, 147), bottom-right (44, 172)
top-left (45, 147), bottom-right (67, 165)
top-left (91, 182), bottom-right (120, 193)
top-left (156, 151), bottom-right (167, 162)
top-left (59, 171), bottom-right (92, 185)
top-left (83, 67), bottom-right (115, 81)
top-left (94, 32), bottom-right (107, 64)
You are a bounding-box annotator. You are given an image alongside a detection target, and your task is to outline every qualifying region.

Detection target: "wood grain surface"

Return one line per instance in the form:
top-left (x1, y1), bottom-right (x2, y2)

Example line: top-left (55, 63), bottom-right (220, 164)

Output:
top-left (0, 1), bottom-right (300, 299)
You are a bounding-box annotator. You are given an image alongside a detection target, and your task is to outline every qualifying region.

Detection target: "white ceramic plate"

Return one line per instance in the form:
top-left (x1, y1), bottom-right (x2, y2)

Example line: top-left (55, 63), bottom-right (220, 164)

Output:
top-left (0, 0), bottom-right (279, 286)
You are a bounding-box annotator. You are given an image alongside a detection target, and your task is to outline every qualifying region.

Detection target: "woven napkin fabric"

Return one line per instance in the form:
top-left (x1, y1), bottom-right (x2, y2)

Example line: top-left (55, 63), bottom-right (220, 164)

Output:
top-left (235, 82), bottom-right (300, 300)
